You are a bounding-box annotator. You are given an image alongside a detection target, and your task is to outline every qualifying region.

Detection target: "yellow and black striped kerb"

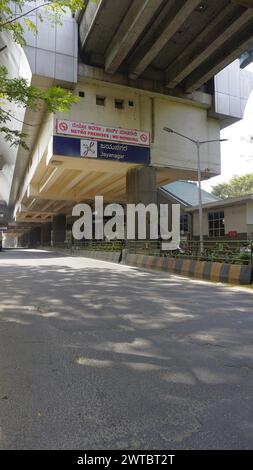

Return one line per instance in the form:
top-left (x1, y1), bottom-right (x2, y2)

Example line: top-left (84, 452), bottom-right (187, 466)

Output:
top-left (124, 254), bottom-right (253, 285)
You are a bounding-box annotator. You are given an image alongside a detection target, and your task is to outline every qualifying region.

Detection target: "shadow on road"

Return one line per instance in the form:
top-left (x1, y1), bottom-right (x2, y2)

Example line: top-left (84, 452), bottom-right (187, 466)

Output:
top-left (0, 249), bottom-right (253, 449)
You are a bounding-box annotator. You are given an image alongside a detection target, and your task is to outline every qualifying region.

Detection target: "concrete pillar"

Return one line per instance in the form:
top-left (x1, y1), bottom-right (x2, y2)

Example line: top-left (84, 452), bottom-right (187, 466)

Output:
top-left (126, 166), bottom-right (157, 205)
top-left (27, 230), bottom-right (32, 247)
top-left (19, 232), bottom-right (29, 247)
top-left (29, 227), bottom-right (41, 247)
top-left (126, 167), bottom-right (157, 241)
top-left (24, 233), bottom-right (29, 247)
top-left (41, 222), bottom-right (52, 246)
top-left (52, 214), bottom-right (66, 245)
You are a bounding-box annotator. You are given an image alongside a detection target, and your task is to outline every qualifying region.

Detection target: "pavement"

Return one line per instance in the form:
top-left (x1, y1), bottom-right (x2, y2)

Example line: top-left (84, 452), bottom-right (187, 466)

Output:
top-left (0, 248), bottom-right (253, 450)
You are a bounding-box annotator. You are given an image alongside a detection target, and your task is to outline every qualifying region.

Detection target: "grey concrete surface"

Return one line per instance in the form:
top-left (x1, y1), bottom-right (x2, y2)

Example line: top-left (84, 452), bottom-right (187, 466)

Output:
top-left (0, 249), bottom-right (253, 450)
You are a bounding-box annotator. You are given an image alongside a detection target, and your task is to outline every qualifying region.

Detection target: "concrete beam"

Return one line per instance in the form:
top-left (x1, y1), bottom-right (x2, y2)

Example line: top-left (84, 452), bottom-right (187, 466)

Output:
top-left (26, 189), bottom-right (93, 203)
top-left (78, 173), bottom-right (119, 194)
top-left (78, 63), bottom-right (212, 108)
top-left (39, 167), bottom-right (65, 193)
top-left (40, 200), bottom-right (55, 212)
top-left (15, 204), bottom-right (53, 220)
top-left (185, 23), bottom-right (253, 92)
top-left (94, 175), bottom-right (126, 196)
top-left (232, 0), bottom-right (253, 7)
top-left (61, 171), bottom-right (86, 194)
top-left (166, 2), bottom-right (237, 88)
top-left (79, 0), bottom-right (105, 51)
top-left (20, 210), bottom-right (55, 217)
top-left (53, 201), bottom-right (71, 213)
top-left (47, 155), bottom-right (139, 174)
top-left (105, 0), bottom-right (163, 74)
top-left (16, 217), bottom-right (46, 223)
top-left (129, 0), bottom-right (203, 80)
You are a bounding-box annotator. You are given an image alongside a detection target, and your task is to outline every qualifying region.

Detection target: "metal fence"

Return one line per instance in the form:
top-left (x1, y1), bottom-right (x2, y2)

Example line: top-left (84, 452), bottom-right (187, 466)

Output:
top-left (41, 238), bottom-right (253, 266)
top-left (43, 239), bottom-right (125, 253)
top-left (126, 239), bottom-right (253, 265)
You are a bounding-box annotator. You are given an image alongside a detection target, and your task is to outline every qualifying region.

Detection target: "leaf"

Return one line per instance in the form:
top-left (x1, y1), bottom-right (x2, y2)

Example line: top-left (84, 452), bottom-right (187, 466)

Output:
top-left (0, 0), bottom-right (88, 149)
top-left (23, 17), bottom-right (37, 34)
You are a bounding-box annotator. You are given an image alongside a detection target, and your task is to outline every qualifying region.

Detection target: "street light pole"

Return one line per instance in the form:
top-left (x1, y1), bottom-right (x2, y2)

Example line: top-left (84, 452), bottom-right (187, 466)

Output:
top-left (163, 127), bottom-right (228, 253)
top-left (196, 141), bottom-right (204, 253)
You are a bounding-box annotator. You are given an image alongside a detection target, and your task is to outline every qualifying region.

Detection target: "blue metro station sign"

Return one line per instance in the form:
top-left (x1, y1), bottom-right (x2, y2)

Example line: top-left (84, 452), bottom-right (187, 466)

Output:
top-left (53, 135), bottom-right (151, 165)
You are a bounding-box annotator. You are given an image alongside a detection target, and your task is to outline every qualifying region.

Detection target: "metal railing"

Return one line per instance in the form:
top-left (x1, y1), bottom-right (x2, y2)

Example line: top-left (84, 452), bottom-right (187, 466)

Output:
top-left (41, 238), bottom-right (253, 265)
top-left (126, 239), bottom-right (253, 265)
top-left (42, 239), bottom-right (125, 252)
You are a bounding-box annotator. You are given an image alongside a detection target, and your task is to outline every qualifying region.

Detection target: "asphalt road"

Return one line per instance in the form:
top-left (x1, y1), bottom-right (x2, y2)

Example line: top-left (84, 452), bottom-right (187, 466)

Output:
top-left (0, 249), bottom-right (253, 450)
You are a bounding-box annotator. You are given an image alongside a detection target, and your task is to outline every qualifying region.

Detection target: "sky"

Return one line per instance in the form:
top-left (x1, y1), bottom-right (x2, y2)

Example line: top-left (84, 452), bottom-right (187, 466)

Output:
top-left (202, 63), bottom-right (253, 193)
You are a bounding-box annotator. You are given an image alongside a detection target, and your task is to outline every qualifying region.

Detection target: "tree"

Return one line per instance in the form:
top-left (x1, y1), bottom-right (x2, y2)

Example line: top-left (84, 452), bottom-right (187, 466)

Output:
top-left (0, 0), bottom-right (86, 149)
top-left (212, 173), bottom-right (253, 199)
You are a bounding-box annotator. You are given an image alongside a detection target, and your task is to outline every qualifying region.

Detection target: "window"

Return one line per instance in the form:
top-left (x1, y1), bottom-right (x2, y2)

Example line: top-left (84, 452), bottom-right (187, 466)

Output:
top-left (96, 96), bottom-right (106, 106)
top-left (115, 99), bottom-right (124, 109)
top-left (180, 214), bottom-right (189, 233)
top-left (128, 100), bottom-right (134, 107)
top-left (208, 211), bottom-right (225, 237)
top-left (78, 91), bottom-right (85, 98)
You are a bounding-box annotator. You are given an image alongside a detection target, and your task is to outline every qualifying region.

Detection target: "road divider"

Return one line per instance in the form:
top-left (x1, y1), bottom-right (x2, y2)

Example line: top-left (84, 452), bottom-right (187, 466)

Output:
top-left (124, 254), bottom-right (253, 285)
top-left (42, 246), bottom-right (122, 263)
top-left (41, 247), bottom-right (253, 284)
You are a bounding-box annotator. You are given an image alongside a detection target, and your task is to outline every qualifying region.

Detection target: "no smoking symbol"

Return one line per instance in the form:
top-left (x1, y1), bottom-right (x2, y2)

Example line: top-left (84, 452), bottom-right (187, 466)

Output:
top-left (140, 134), bottom-right (148, 143)
top-left (59, 122), bottom-right (68, 132)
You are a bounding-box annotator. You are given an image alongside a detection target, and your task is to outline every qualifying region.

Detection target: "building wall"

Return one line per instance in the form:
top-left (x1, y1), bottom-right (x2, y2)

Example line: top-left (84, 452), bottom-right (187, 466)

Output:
top-left (21, 6), bottom-right (78, 85)
top-left (246, 201), bottom-right (253, 234)
top-left (192, 203), bottom-right (247, 237)
top-left (153, 99), bottom-right (221, 175)
top-left (0, 30), bottom-right (32, 204)
top-left (214, 59), bottom-right (253, 125)
top-left (56, 80), bottom-right (221, 176)
top-left (225, 204), bottom-right (247, 234)
top-left (14, 115), bottom-right (54, 216)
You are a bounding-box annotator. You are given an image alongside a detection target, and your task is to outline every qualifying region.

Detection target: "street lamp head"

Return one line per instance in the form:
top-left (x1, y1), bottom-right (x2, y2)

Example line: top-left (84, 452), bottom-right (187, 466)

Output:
top-left (163, 127), bottom-right (174, 134)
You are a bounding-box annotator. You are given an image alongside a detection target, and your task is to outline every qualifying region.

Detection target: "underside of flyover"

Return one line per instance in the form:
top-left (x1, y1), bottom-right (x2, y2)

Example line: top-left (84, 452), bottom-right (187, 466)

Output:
top-left (79, 0), bottom-right (253, 92)
top-left (14, 141), bottom-right (198, 225)
top-left (5, 0), bottom-right (253, 237)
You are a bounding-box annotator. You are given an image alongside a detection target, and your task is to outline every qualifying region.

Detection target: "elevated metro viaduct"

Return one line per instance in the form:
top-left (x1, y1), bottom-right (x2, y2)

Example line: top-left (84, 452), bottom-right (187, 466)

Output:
top-left (1, 0), bottom-right (253, 245)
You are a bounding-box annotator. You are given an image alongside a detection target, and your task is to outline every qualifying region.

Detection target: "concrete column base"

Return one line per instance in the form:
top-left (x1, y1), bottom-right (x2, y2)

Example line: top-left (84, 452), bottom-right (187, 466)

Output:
top-left (28, 227), bottom-right (41, 247)
top-left (52, 214), bottom-right (66, 245)
top-left (126, 167), bottom-right (157, 240)
top-left (41, 222), bottom-right (52, 246)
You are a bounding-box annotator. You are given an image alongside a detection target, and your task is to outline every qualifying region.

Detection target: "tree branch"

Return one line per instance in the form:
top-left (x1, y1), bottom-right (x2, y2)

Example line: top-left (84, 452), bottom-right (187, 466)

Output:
top-left (0, 2), bottom-right (53, 27)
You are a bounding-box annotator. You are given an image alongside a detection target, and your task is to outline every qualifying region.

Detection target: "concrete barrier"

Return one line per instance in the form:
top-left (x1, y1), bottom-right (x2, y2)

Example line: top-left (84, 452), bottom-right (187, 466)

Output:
top-left (124, 254), bottom-right (253, 285)
top-left (41, 246), bottom-right (121, 263)
top-left (74, 250), bottom-right (121, 263)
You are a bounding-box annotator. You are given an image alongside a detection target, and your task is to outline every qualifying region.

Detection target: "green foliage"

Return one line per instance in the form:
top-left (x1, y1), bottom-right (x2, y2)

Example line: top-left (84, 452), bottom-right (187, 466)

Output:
top-left (0, 0), bottom-right (87, 148)
top-left (0, 64), bottom-right (79, 148)
top-left (238, 252), bottom-right (251, 265)
top-left (212, 173), bottom-right (253, 199)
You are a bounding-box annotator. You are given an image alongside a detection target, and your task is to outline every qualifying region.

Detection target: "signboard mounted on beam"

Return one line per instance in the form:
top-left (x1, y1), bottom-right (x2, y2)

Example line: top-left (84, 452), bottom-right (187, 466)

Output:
top-left (54, 119), bottom-right (151, 165)
top-left (53, 136), bottom-right (150, 165)
top-left (56, 119), bottom-right (150, 147)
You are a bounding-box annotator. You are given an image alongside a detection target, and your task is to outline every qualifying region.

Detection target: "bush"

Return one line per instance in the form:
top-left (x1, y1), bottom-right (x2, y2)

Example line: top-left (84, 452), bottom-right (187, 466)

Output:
top-left (238, 253), bottom-right (251, 265)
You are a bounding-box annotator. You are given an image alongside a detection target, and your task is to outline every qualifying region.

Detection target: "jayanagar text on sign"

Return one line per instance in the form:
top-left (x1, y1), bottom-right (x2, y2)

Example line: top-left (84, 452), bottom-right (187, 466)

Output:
top-left (55, 119), bottom-right (150, 147)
